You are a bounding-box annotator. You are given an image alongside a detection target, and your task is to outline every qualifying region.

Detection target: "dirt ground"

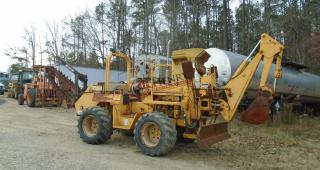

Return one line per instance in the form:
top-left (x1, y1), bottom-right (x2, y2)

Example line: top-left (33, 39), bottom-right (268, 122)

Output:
top-left (0, 95), bottom-right (319, 170)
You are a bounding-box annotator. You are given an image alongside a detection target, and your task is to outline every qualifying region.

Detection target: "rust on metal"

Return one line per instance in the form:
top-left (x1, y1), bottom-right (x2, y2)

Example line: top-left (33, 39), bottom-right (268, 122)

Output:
top-left (92, 93), bottom-right (108, 102)
top-left (240, 95), bottom-right (271, 124)
top-left (30, 65), bottom-right (87, 107)
top-left (181, 61), bottom-right (195, 79)
top-left (197, 122), bottom-right (231, 149)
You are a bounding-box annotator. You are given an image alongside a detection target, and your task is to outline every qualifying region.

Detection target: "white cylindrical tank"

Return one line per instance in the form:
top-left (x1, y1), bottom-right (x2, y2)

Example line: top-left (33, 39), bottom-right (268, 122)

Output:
top-left (205, 48), bottom-right (320, 104)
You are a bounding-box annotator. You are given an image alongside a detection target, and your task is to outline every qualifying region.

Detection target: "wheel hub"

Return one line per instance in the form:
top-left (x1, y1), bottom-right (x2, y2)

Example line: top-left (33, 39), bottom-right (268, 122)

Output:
top-left (141, 122), bottom-right (161, 147)
top-left (82, 115), bottom-right (99, 137)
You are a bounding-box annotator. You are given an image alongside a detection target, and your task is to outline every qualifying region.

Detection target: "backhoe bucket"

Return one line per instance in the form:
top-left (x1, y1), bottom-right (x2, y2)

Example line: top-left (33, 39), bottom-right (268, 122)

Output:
top-left (241, 96), bottom-right (271, 125)
top-left (197, 122), bottom-right (231, 149)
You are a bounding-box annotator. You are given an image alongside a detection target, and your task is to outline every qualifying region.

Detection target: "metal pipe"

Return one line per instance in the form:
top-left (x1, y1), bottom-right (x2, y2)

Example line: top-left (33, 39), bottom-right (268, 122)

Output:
top-left (273, 78), bottom-right (277, 92)
top-left (165, 40), bottom-right (171, 84)
top-left (245, 40), bottom-right (261, 61)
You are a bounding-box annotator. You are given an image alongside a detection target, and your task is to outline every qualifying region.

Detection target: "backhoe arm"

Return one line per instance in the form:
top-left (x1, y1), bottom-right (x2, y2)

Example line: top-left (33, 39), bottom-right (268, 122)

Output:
top-left (221, 33), bottom-right (284, 122)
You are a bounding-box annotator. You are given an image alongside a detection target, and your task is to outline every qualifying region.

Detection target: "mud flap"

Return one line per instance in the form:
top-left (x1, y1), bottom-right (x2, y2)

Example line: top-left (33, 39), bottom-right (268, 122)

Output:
top-left (197, 122), bottom-right (231, 149)
top-left (241, 95), bottom-right (271, 125)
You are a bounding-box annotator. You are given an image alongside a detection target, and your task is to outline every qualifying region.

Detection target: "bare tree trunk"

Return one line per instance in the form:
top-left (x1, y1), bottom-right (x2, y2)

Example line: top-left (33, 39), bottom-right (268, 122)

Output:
top-left (25, 26), bottom-right (37, 67)
top-left (223, 0), bottom-right (229, 50)
top-left (264, 0), bottom-right (271, 33)
top-left (242, 0), bottom-right (246, 53)
top-left (39, 36), bottom-right (43, 65)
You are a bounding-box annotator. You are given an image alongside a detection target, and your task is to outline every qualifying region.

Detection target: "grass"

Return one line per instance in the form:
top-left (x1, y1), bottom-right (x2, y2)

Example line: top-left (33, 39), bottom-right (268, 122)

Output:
top-left (229, 110), bottom-right (320, 150)
top-left (279, 103), bottom-right (299, 124)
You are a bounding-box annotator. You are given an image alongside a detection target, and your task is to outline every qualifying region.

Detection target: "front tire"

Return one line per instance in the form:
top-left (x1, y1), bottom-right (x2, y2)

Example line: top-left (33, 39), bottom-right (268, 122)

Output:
top-left (134, 112), bottom-right (177, 156)
top-left (77, 107), bottom-right (113, 144)
top-left (26, 89), bottom-right (37, 107)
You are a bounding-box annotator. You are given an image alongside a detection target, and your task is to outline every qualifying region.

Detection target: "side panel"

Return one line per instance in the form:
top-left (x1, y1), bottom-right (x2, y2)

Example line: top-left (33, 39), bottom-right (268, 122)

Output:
top-left (112, 102), bottom-right (153, 130)
top-left (75, 92), bottom-right (100, 113)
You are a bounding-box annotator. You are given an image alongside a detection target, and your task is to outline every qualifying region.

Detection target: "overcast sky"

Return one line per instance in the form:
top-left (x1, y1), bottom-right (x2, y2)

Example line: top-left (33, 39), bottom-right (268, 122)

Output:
top-left (0, 0), bottom-right (100, 72)
top-left (0, 0), bottom-right (240, 72)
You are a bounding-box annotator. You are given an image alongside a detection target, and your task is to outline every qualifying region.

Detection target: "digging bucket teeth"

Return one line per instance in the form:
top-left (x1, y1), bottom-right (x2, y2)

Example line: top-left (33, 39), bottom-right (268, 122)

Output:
top-left (240, 95), bottom-right (271, 125)
top-left (197, 122), bottom-right (231, 149)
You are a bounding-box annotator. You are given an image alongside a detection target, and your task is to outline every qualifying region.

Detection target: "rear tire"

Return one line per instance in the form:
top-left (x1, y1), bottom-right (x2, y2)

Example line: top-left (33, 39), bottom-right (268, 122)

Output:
top-left (77, 107), bottom-right (113, 144)
top-left (134, 112), bottom-right (177, 156)
top-left (26, 89), bottom-right (36, 107)
top-left (18, 94), bottom-right (24, 105)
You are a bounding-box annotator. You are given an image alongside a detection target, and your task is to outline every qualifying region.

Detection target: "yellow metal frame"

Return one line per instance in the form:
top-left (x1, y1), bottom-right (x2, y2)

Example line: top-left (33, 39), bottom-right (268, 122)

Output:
top-left (106, 51), bottom-right (132, 91)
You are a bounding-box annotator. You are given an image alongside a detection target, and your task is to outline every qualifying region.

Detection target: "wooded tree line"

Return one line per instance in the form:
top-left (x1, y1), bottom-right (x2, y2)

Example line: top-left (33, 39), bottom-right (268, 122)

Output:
top-left (5, 0), bottom-right (320, 73)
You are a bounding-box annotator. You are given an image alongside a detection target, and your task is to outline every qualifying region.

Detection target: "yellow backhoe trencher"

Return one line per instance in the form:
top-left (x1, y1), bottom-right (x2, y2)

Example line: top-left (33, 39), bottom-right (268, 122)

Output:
top-left (75, 33), bottom-right (284, 156)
